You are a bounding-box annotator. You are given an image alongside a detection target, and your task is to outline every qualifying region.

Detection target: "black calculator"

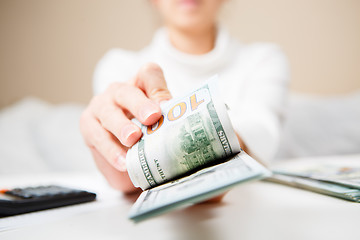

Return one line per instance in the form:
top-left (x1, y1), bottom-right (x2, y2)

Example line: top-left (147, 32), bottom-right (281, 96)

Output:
top-left (0, 185), bottom-right (96, 217)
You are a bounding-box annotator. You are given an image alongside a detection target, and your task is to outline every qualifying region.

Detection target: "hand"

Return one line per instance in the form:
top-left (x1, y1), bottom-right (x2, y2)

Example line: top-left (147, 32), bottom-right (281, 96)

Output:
top-left (80, 63), bottom-right (172, 193)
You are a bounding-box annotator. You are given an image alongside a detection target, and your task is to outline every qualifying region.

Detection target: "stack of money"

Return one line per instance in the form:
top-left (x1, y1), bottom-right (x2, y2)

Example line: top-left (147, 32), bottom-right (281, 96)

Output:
top-left (267, 161), bottom-right (360, 202)
top-left (125, 76), bottom-right (270, 221)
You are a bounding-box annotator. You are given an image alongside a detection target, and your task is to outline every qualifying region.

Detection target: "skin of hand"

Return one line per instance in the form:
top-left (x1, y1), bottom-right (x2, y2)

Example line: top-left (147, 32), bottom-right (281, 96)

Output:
top-left (80, 63), bottom-right (172, 193)
top-left (80, 62), bottom-right (248, 198)
top-left (81, 0), bottom-right (249, 200)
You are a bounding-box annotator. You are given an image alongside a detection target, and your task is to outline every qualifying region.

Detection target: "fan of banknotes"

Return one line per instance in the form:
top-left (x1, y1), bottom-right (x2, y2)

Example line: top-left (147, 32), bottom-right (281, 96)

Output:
top-left (267, 158), bottom-right (360, 203)
top-left (126, 76), bottom-right (270, 222)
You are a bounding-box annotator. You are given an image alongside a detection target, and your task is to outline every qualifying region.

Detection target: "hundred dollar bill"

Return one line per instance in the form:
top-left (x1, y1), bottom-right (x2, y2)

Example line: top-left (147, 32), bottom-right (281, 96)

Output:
top-left (126, 76), bottom-right (241, 190)
top-left (129, 152), bottom-right (271, 222)
top-left (273, 162), bottom-right (360, 189)
top-left (266, 174), bottom-right (360, 203)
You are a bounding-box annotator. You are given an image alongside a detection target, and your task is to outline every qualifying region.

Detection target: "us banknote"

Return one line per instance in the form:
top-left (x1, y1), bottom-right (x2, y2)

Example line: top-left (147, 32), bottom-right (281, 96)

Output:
top-left (273, 164), bottom-right (360, 189)
top-left (129, 152), bottom-right (271, 222)
top-left (126, 76), bottom-right (241, 190)
top-left (266, 174), bottom-right (360, 203)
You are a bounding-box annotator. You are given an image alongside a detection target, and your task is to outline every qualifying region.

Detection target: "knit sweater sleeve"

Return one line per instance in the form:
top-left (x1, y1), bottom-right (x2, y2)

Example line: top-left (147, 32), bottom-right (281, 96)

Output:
top-left (227, 44), bottom-right (290, 164)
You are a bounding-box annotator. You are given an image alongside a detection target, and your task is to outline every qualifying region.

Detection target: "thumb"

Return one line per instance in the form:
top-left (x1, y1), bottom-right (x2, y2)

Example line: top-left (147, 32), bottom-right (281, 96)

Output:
top-left (134, 63), bottom-right (172, 103)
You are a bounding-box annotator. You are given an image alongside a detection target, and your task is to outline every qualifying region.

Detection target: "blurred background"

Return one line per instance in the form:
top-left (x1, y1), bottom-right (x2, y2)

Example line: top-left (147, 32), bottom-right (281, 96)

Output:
top-left (0, 0), bottom-right (359, 174)
top-left (1, 0), bottom-right (359, 107)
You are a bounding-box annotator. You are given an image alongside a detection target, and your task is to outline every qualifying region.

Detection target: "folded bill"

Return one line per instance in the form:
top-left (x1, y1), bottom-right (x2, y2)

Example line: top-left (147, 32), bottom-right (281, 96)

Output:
top-left (125, 76), bottom-right (269, 221)
top-left (126, 76), bottom-right (240, 190)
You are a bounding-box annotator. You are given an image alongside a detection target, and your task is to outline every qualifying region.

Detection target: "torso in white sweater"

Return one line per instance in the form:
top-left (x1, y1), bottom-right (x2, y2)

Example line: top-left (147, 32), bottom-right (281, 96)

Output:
top-left (93, 27), bottom-right (290, 163)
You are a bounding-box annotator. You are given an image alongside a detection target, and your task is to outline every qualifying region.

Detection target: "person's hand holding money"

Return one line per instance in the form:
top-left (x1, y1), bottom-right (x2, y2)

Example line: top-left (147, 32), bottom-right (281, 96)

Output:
top-left (80, 63), bottom-right (172, 193)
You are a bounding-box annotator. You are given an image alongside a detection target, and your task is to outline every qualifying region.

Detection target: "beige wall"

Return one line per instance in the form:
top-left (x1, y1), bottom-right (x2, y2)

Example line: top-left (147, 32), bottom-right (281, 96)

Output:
top-left (1, 0), bottom-right (359, 108)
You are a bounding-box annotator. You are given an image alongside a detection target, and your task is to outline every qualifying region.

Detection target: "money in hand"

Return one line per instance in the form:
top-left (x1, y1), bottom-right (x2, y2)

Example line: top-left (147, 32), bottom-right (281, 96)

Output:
top-left (126, 76), bottom-right (241, 190)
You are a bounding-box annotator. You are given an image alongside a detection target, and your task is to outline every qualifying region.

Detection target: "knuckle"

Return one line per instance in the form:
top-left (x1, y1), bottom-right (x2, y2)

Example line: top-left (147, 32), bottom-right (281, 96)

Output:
top-left (89, 95), bottom-right (102, 108)
top-left (150, 88), bottom-right (172, 101)
top-left (140, 62), bottom-right (163, 75)
top-left (99, 113), bottom-right (114, 131)
top-left (88, 144), bottom-right (96, 150)
top-left (79, 120), bottom-right (95, 147)
top-left (105, 82), bottom-right (130, 102)
top-left (79, 111), bottom-right (87, 130)
top-left (114, 84), bottom-right (132, 102)
top-left (109, 152), bottom-right (120, 166)
top-left (107, 82), bottom-right (124, 92)
top-left (79, 110), bottom-right (91, 134)
top-left (92, 97), bottom-right (115, 120)
top-left (90, 126), bottom-right (106, 146)
top-left (150, 87), bottom-right (169, 96)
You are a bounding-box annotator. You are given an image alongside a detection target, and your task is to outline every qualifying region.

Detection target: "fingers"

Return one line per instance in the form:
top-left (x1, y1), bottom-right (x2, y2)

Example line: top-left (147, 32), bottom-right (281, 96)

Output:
top-left (91, 93), bottom-right (142, 147)
top-left (201, 193), bottom-right (227, 204)
top-left (133, 62), bottom-right (172, 103)
top-left (80, 62), bottom-right (172, 193)
top-left (80, 110), bottom-right (128, 171)
top-left (112, 82), bottom-right (162, 126)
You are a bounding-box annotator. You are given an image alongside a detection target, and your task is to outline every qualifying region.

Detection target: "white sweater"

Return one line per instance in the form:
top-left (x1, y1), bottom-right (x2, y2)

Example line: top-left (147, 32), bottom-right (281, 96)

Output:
top-left (93, 27), bottom-right (290, 163)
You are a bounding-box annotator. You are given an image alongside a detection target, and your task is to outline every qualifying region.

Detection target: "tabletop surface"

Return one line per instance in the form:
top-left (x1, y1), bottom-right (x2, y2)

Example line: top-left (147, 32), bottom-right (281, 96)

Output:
top-left (1, 155), bottom-right (360, 240)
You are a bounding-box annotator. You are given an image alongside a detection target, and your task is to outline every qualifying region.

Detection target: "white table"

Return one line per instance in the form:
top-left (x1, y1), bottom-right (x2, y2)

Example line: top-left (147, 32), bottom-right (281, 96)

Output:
top-left (1, 155), bottom-right (360, 240)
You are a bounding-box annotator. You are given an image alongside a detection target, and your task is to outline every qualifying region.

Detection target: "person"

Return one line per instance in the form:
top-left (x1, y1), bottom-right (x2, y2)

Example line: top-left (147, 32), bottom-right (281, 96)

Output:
top-left (80, 0), bottom-right (290, 194)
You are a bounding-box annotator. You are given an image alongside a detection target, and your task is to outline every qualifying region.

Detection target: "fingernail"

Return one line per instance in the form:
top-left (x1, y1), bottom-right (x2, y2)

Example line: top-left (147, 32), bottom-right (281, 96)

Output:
top-left (140, 101), bottom-right (160, 122)
top-left (121, 124), bottom-right (139, 144)
top-left (116, 154), bottom-right (127, 172)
